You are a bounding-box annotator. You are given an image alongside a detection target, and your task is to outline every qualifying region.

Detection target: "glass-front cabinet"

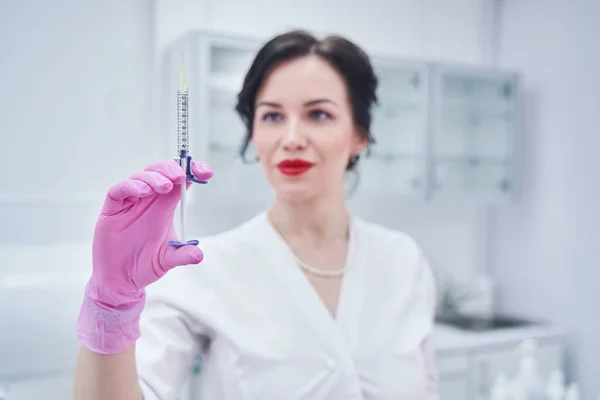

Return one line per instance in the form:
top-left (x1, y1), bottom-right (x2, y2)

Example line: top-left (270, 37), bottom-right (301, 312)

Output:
top-left (430, 66), bottom-right (520, 202)
top-left (359, 59), bottom-right (429, 199)
top-left (161, 32), bottom-right (522, 205)
top-left (203, 37), bottom-right (273, 201)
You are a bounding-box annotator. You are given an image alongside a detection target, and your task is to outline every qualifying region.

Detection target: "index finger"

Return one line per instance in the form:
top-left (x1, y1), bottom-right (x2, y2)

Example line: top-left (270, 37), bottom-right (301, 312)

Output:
top-left (144, 159), bottom-right (186, 184)
top-left (191, 160), bottom-right (214, 181)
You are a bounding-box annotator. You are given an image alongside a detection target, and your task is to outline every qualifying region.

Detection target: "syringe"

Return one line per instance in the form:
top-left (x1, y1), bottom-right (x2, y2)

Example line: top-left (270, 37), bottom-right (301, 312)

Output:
top-left (177, 56), bottom-right (190, 160)
top-left (178, 58), bottom-right (190, 243)
top-left (168, 54), bottom-right (208, 249)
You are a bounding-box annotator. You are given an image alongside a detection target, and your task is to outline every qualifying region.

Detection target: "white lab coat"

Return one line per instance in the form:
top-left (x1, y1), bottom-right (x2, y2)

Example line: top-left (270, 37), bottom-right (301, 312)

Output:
top-left (136, 212), bottom-right (439, 400)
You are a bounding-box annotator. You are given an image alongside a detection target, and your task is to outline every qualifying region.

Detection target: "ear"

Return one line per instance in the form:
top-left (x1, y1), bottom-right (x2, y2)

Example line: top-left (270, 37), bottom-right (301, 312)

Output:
top-left (351, 130), bottom-right (369, 155)
top-left (242, 136), bottom-right (260, 163)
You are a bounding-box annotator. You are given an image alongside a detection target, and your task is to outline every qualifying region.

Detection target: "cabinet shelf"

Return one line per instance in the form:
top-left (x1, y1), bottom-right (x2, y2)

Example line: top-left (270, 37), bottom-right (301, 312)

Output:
top-left (435, 155), bottom-right (511, 165)
top-left (368, 151), bottom-right (422, 162)
top-left (359, 152), bottom-right (424, 197)
top-left (442, 105), bottom-right (514, 122)
top-left (433, 157), bottom-right (513, 195)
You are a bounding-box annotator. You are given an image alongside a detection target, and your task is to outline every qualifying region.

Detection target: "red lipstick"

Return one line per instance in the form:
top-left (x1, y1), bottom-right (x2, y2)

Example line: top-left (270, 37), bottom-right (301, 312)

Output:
top-left (277, 159), bottom-right (314, 176)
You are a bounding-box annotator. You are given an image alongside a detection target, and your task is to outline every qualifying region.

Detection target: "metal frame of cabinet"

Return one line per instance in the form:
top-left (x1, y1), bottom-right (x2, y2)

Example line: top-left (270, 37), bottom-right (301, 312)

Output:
top-left (161, 31), bottom-right (523, 206)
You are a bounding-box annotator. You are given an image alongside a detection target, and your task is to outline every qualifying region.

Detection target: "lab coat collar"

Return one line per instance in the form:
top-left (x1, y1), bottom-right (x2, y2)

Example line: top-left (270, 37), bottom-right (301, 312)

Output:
top-left (251, 211), bottom-right (366, 360)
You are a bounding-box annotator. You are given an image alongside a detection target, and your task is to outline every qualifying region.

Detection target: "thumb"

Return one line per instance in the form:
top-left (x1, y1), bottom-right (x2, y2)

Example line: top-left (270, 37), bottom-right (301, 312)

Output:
top-left (163, 245), bottom-right (204, 270)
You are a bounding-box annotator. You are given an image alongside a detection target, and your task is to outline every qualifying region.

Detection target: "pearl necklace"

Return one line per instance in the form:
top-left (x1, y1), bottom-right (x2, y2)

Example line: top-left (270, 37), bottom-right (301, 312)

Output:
top-left (298, 260), bottom-right (346, 277)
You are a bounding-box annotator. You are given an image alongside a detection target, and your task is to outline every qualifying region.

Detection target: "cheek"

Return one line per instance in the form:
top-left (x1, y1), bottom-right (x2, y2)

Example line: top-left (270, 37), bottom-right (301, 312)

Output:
top-left (252, 132), bottom-right (282, 171)
top-left (318, 131), bottom-right (354, 164)
top-left (251, 129), bottom-right (272, 157)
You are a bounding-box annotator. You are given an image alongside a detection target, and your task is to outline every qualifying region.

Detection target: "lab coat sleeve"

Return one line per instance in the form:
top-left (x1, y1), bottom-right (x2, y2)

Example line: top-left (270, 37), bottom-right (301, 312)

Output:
top-left (135, 261), bottom-right (216, 400)
top-left (421, 332), bottom-right (440, 399)
top-left (419, 253), bottom-right (440, 399)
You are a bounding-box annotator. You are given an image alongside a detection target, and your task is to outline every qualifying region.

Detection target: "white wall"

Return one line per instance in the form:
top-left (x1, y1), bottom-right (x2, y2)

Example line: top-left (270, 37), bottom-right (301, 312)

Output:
top-left (0, 0), bottom-right (155, 245)
top-left (153, 0), bottom-right (486, 64)
top-left (492, 0), bottom-right (600, 397)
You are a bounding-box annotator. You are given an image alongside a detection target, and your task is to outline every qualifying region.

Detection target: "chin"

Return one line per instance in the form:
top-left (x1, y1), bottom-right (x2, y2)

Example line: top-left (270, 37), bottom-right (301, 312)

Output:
top-left (272, 181), bottom-right (318, 203)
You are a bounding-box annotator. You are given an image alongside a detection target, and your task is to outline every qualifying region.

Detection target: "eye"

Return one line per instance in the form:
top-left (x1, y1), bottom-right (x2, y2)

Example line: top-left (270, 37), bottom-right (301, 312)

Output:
top-left (309, 110), bottom-right (332, 121)
top-left (261, 112), bottom-right (282, 122)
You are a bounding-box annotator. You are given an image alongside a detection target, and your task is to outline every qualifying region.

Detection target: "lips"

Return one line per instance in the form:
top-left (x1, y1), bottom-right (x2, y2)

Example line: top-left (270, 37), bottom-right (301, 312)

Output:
top-left (276, 159), bottom-right (314, 176)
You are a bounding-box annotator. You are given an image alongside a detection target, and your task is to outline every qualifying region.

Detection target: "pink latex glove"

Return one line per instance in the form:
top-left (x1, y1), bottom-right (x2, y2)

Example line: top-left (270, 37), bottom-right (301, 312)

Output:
top-left (76, 159), bottom-right (213, 354)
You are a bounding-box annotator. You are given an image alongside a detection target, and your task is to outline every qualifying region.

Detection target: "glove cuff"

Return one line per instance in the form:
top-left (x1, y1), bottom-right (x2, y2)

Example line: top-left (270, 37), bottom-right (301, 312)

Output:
top-left (75, 282), bottom-right (146, 355)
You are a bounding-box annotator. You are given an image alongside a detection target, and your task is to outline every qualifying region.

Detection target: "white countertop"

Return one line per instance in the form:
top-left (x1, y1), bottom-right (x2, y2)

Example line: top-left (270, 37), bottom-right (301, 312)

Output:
top-left (433, 322), bottom-right (565, 353)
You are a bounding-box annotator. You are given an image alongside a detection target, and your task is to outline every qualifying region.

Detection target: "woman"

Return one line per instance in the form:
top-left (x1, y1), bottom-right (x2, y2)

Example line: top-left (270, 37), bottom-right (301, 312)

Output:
top-left (73, 30), bottom-right (439, 400)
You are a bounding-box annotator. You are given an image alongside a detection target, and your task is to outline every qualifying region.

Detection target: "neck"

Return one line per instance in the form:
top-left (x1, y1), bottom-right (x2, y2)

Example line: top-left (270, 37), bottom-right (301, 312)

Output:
top-left (268, 191), bottom-right (350, 244)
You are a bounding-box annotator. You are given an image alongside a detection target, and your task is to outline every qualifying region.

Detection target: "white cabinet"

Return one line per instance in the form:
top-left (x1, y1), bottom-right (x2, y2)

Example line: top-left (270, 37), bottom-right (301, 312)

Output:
top-left (202, 37), bottom-right (272, 203)
top-left (431, 66), bottom-right (521, 203)
top-left (469, 338), bottom-right (563, 400)
top-left (161, 32), bottom-right (522, 204)
top-left (360, 58), bottom-right (429, 199)
top-left (440, 375), bottom-right (470, 400)
top-left (437, 351), bottom-right (470, 399)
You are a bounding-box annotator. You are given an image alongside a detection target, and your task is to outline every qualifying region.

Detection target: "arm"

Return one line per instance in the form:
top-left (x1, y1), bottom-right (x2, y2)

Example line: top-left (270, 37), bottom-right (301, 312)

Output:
top-left (73, 264), bottom-right (209, 400)
top-left (73, 345), bottom-right (142, 400)
top-left (71, 159), bottom-right (213, 400)
top-left (421, 333), bottom-right (440, 399)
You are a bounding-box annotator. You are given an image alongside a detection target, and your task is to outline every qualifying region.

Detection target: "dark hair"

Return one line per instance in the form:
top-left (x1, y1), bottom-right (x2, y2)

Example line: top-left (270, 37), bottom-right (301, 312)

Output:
top-left (235, 30), bottom-right (378, 171)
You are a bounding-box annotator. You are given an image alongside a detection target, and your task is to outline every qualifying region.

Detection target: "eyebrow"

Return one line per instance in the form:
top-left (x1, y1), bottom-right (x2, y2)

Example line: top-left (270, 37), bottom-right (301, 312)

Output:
top-left (255, 99), bottom-right (338, 108)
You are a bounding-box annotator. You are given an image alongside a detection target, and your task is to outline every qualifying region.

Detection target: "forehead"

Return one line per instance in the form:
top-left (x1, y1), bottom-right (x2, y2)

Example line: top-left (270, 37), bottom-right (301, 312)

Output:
top-left (256, 55), bottom-right (348, 104)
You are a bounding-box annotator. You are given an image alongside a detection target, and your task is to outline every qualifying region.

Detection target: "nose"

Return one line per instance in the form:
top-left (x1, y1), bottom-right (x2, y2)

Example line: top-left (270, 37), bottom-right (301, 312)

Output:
top-left (281, 117), bottom-right (307, 151)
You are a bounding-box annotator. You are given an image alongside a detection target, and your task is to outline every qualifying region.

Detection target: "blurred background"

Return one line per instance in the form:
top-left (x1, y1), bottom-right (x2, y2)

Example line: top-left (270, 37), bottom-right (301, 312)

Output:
top-left (1, 0), bottom-right (599, 399)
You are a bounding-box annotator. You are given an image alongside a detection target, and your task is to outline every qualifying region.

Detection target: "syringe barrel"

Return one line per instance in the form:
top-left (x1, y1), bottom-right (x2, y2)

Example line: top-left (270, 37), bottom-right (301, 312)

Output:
top-left (177, 88), bottom-right (190, 156)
